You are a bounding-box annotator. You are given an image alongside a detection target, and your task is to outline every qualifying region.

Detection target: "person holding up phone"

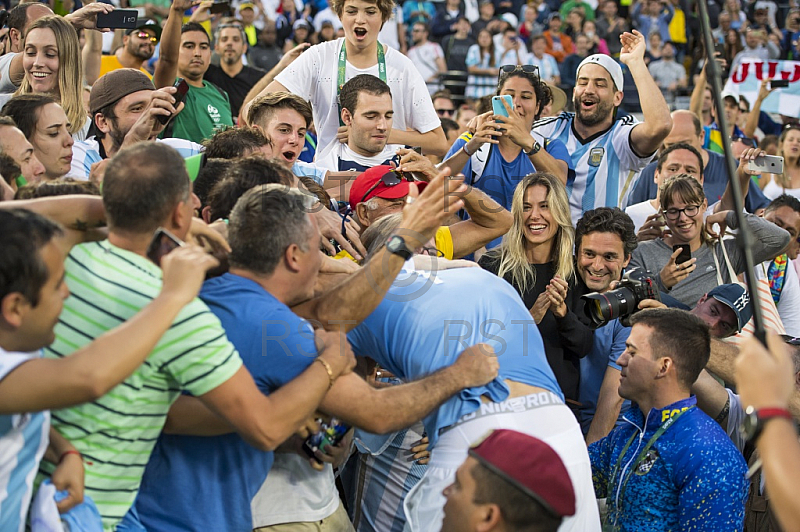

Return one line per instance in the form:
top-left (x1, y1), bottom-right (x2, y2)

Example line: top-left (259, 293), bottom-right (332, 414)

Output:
top-left (67, 68), bottom-right (201, 181)
top-left (153, 0), bottom-right (234, 143)
top-left (630, 174), bottom-right (790, 307)
top-left (441, 64), bottom-right (572, 242)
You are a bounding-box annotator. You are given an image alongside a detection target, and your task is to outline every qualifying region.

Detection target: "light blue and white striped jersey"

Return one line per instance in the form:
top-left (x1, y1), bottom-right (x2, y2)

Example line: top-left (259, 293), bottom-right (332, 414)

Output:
top-left (533, 112), bottom-right (655, 224)
top-left (0, 349), bottom-right (49, 532)
top-left (67, 137), bottom-right (204, 180)
top-left (341, 422), bottom-right (427, 532)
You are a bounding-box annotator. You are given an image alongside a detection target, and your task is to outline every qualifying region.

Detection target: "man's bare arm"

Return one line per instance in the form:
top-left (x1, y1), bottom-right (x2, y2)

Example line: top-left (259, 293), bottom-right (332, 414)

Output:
top-left (585, 366), bottom-right (624, 444)
top-left (449, 185), bottom-right (513, 259)
top-left (152, 0), bottom-right (191, 89)
top-left (320, 344), bottom-right (499, 433)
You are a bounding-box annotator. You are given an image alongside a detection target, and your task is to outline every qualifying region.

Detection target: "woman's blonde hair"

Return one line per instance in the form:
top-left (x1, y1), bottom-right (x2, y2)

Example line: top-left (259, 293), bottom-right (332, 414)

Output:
top-left (488, 173), bottom-right (574, 293)
top-left (659, 174), bottom-right (713, 244)
top-left (17, 16), bottom-right (86, 136)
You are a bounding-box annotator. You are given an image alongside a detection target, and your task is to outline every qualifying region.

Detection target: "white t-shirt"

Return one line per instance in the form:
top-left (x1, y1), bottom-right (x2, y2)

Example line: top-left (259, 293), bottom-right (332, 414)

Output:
top-left (625, 200), bottom-right (658, 233)
top-left (275, 38), bottom-right (441, 155)
top-left (250, 454), bottom-right (338, 527)
top-left (0, 53), bottom-right (18, 94)
top-left (315, 142), bottom-right (402, 174)
top-left (0, 348), bottom-right (50, 532)
top-left (407, 41), bottom-right (445, 93)
top-left (378, 6), bottom-right (404, 50)
top-left (763, 179), bottom-right (800, 202)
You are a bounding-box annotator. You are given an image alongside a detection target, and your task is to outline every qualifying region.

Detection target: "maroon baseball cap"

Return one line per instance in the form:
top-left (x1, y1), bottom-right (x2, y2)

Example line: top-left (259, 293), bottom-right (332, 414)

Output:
top-left (469, 429), bottom-right (576, 518)
top-left (348, 165), bottom-right (427, 210)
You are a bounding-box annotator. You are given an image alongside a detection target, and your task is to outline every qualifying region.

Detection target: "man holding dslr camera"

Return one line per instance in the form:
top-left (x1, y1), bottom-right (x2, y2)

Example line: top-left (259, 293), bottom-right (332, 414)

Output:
top-left (574, 207), bottom-right (756, 443)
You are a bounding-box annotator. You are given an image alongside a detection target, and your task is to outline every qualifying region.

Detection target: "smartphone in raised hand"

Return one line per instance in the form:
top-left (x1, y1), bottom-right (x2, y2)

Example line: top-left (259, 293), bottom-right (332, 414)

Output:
top-left (96, 10), bottom-right (139, 30)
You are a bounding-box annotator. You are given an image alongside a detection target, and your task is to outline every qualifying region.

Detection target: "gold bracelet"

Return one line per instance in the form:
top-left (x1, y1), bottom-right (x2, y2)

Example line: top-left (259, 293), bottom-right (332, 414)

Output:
top-left (315, 358), bottom-right (335, 389)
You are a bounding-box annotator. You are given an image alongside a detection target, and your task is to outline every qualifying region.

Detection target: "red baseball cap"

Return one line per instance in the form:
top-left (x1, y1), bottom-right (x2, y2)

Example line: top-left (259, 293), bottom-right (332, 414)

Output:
top-left (469, 429), bottom-right (576, 518)
top-left (348, 165), bottom-right (427, 210)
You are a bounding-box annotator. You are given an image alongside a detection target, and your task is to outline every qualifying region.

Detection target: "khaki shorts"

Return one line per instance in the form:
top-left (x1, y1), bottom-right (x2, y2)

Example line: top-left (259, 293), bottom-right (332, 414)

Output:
top-left (253, 501), bottom-right (355, 532)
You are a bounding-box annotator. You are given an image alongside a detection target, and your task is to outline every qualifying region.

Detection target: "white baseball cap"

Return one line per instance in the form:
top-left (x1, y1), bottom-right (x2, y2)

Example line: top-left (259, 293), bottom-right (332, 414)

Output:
top-left (577, 54), bottom-right (624, 92)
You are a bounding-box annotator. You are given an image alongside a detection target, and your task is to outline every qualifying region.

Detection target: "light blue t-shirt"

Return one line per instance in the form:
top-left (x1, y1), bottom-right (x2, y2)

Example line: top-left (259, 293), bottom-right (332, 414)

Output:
top-left (577, 318), bottom-right (630, 434)
top-left (293, 160), bottom-right (327, 185)
top-left (0, 349), bottom-right (49, 532)
top-left (133, 273), bottom-right (318, 532)
top-left (347, 266), bottom-right (562, 447)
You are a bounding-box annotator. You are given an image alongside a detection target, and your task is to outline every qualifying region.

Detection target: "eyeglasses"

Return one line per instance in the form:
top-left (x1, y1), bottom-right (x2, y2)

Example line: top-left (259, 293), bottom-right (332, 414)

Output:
top-left (731, 136), bottom-right (757, 148)
top-left (784, 123), bottom-right (800, 130)
top-left (134, 31), bottom-right (159, 44)
top-left (436, 108), bottom-right (455, 117)
top-left (663, 204), bottom-right (701, 220)
top-left (498, 64), bottom-right (540, 77)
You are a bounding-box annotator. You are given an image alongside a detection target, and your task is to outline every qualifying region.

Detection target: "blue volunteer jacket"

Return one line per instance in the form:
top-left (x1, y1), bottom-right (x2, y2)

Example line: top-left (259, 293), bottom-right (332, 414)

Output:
top-left (589, 396), bottom-right (748, 531)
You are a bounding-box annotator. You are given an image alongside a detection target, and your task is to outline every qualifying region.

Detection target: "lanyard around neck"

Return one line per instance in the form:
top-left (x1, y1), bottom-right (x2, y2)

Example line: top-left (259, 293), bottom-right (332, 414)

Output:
top-left (337, 41), bottom-right (387, 126)
top-left (609, 406), bottom-right (694, 512)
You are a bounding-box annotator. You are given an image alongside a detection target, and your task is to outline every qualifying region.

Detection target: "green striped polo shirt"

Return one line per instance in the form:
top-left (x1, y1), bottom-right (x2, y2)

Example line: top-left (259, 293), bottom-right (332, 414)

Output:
top-left (38, 240), bottom-right (243, 530)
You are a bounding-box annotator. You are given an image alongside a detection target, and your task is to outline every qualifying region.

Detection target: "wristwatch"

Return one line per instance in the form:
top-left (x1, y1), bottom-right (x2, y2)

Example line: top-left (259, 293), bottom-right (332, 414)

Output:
top-left (741, 405), bottom-right (793, 443)
top-left (523, 138), bottom-right (542, 155)
top-left (386, 235), bottom-right (413, 260)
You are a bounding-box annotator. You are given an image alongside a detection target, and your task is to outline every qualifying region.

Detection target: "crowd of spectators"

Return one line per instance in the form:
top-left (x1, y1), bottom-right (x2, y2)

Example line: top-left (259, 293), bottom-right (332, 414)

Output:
top-left (3, 0), bottom-right (800, 531)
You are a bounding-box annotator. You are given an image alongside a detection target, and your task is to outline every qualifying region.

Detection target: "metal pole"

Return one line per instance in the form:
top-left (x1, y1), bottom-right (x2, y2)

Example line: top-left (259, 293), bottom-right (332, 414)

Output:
top-left (695, 0), bottom-right (767, 345)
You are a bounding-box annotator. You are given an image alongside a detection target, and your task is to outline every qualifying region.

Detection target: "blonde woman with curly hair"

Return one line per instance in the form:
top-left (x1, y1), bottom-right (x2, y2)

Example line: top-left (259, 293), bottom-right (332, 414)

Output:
top-left (7, 16), bottom-right (89, 140)
top-left (479, 172), bottom-right (594, 406)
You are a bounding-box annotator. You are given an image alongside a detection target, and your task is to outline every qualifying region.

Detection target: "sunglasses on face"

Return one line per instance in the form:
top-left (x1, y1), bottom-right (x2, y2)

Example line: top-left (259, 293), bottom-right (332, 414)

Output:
top-left (134, 31), bottom-right (159, 44)
top-left (436, 108), bottom-right (455, 117)
top-left (731, 136), bottom-right (757, 148)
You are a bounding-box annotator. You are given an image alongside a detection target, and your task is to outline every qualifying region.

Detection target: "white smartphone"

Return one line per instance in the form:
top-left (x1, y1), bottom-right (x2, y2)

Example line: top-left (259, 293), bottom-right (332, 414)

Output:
top-left (748, 154), bottom-right (784, 175)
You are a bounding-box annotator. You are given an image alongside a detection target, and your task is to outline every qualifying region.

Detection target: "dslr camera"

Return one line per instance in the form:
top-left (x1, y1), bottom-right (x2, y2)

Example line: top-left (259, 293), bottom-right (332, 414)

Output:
top-left (581, 269), bottom-right (661, 328)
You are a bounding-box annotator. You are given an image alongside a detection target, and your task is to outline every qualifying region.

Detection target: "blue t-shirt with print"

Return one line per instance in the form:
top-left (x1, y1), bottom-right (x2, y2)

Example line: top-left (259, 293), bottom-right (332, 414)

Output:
top-left (134, 273), bottom-right (318, 532)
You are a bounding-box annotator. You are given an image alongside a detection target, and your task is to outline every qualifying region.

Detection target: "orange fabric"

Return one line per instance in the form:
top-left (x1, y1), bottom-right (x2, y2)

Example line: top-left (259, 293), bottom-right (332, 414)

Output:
top-left (543, 31), bottom-right (574, 63)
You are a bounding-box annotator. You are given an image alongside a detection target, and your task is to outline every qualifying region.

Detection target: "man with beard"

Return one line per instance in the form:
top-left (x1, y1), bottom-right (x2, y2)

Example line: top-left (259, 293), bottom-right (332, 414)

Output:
top-left (204, 23), bottom-right (266, 117)
top-left (534, 30), bottom-right (672, 224)
top-left (68, 69), bottom-right (202, 180)
top-left (98, 20), bottom-right (161, 79)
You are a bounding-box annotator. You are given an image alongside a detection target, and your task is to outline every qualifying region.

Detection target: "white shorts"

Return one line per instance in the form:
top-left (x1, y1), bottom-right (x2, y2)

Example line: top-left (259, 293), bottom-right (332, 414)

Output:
top-left (402, 394), bottom-right (601, 532)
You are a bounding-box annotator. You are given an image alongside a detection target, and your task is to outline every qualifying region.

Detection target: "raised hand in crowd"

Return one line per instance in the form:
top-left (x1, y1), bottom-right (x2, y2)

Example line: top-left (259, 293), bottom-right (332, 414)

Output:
top-left (637, 212), bottom-right (669, 242)
top-left (64, 1), bottom-right (115, 31)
